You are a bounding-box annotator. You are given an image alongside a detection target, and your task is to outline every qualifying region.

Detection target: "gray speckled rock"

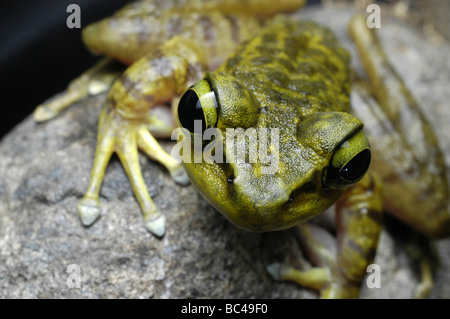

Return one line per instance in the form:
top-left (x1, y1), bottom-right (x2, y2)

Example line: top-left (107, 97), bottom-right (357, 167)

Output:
top-left (0, 6), bottom-right (449, 299)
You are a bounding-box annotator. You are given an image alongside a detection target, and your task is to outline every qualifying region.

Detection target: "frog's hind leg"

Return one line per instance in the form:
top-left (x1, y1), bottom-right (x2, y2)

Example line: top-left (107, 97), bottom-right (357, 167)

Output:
top-left (268, 173), bottom-right (383, 298)
top-left (267, 223), bottom-right (338, 294)
top-left (268, 222), bottom-right (362, 298)
top-left (34, 58), bottom-right (123, 122)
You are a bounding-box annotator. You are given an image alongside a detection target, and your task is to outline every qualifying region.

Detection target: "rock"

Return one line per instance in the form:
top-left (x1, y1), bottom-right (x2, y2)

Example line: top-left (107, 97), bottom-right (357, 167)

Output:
top-left (0, 5), bottom-right (449, 299)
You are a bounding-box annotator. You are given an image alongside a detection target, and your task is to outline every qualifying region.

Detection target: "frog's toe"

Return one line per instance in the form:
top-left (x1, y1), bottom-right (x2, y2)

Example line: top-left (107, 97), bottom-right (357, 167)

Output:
top-left (170, 165), bottom-right (190, 186)
top-left (266, 263), bottom-right (282, 280)
top-left (415, 282), bottom-right (432, 299)
top-left (145, 214), bottom-right (166, 237)
top-left (34, 103), bottom-right (58, 122)
top-left (78, 196), bottom-right (101, 226)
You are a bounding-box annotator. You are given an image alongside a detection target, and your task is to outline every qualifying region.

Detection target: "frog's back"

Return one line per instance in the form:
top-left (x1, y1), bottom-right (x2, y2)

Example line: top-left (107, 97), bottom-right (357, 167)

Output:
top-left (218, 16), bottom-right (351, 126)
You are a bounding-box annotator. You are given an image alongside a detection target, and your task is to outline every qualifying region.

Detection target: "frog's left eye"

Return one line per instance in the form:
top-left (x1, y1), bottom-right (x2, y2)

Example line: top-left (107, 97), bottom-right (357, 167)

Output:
top-left (177, 79), bottom-right (218, 134)
top-left (323, 130), bottom-right (371, 190)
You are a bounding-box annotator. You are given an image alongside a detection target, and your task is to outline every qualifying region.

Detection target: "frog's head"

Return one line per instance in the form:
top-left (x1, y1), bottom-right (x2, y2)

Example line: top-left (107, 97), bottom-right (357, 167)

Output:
top-left (176, 72), bottom-right (371, 232)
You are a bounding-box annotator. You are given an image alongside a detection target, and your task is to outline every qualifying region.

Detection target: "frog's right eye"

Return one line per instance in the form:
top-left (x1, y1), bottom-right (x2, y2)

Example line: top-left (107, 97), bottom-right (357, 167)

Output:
top-left (177, 79), bottom-right (218, 134)
top-left (323, 130), bottom-right (371, 190)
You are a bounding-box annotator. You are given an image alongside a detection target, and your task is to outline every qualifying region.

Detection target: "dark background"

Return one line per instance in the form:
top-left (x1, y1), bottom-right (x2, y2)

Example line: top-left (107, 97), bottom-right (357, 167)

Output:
top-left (0, 0), bottom-right (129, 139)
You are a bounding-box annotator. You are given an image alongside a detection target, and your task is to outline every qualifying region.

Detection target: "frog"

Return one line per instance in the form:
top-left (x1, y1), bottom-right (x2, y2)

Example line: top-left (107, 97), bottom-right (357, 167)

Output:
top-left (33, 0), bottom-right (450, 298)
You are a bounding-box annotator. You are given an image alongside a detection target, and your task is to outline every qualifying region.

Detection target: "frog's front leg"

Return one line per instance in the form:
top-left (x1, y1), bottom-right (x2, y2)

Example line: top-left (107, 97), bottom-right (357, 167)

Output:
top-left (78, 37), bottom-right (207, 236)
top-left (33, 58), bottom-right (123, 122)
top-left (268, 173), bottom-right (383, 298)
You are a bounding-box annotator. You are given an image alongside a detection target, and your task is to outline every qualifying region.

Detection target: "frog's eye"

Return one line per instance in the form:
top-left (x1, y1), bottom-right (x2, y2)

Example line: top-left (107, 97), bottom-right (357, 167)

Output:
top-left (177, 79), bottom-right (218, 134)
top-left (323, 130), bottom-right (371, 189)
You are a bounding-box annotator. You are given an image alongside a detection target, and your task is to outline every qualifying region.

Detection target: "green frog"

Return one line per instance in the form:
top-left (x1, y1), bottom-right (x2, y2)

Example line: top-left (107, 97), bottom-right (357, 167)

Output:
top-left (34, 0), bottom-right (450, 298)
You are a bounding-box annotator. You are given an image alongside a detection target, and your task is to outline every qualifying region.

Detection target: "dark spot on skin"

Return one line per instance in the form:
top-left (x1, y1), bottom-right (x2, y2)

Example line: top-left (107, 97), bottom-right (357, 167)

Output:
top-left (186, 62), bottom-right (204, 83)
top-left (262, 32), bottom-right (277, 44)
top-left (276, 58), bottom-right (295, 72)
top-left (346, 238), bottom-right (363, 254)
top-left (108, 99), bottom-right (117, 111)
top-left (199, 15), bottom-right (215, 43)
top-left (255, 46), bottom-right (278, 57)
top-left (144, 95), bottom-right (155, 103)
top-left (325, 60), bottom-right (338, 73)
top-left (167, 15), bottom-right (183, 38)
top-left (297, 180), bottom-right (318, 195)
top-left (226, 56), bottom-right (242, 69)
top-left (224, 14), bottom-right (239, 43)
top-left (251, 56), bottom-right (271, 66)
top-left (270, 71), bottom-right (289, 86)
top-left (296, 62), bottom-right (318, 76)
top-left (285, 180), bottom-right (319, 208)
top-left (121, 74), bottom-right (136, 92)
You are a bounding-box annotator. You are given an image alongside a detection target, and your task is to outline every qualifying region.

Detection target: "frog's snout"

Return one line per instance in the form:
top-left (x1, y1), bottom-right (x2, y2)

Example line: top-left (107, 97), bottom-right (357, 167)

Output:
top-left (252, 187), bottom-right (290, 211)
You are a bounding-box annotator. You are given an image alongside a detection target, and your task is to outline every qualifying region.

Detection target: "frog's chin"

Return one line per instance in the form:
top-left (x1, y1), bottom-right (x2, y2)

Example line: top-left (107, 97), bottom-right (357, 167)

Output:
top-left (213, 203), bottom-right (322, 233)
top-left (211, 188), bottom-right (341, 233)
top-left (224, 215), bottom-right (304, 233)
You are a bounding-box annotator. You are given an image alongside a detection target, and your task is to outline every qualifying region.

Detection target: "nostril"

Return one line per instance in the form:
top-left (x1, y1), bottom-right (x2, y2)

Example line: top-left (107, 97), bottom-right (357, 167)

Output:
top-left (288, 194), bottom-right (294, 203)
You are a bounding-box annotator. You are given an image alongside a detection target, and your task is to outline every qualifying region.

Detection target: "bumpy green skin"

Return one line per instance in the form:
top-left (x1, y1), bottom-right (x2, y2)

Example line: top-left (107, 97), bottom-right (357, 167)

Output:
top-left (184, 17), bottom-right (364, 232)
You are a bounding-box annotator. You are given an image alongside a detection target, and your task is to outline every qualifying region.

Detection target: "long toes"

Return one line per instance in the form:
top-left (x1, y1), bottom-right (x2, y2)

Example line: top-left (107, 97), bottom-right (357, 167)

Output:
top-left (145, 214), bottom-right (166, 237)
top-left (78, 197), bottom-right (101, 226)
top-left (170, 165), bottom-right (190, 186)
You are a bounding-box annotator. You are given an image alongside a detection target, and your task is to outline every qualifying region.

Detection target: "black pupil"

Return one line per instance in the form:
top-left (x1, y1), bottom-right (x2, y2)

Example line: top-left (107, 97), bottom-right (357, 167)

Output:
top-left (178, 90), bottom-right (206, 133)
top-left (340, 149), bottom-right (371, 181)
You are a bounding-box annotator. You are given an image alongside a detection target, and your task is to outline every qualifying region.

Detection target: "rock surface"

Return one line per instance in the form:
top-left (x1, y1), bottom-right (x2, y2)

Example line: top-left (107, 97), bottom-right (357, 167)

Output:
top-left (0, 6), bottom-right (449, 298)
